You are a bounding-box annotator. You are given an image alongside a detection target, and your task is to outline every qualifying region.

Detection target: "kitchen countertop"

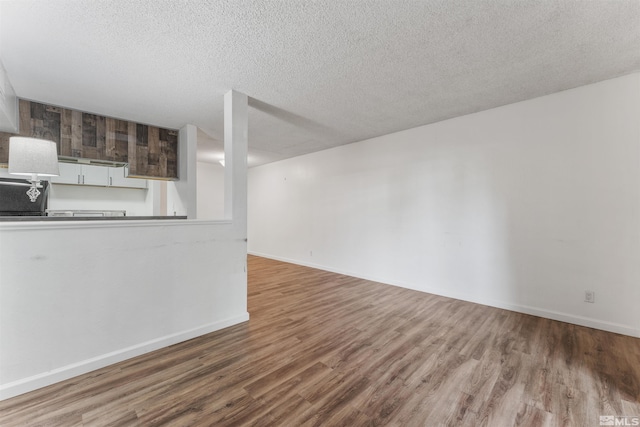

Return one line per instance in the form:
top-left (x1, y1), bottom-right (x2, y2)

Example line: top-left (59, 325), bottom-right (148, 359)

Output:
top-left (0, 216), bottom-right (188, 221)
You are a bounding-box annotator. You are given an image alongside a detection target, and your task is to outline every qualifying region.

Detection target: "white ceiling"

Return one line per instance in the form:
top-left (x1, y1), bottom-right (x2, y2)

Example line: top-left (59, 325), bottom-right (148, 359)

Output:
top-left (1, 1), bottom-right (639, 167)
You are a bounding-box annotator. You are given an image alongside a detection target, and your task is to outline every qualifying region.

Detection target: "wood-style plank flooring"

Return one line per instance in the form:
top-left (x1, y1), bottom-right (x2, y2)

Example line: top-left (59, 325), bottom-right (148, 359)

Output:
top-left (1, 255), bottom-right (639, 426)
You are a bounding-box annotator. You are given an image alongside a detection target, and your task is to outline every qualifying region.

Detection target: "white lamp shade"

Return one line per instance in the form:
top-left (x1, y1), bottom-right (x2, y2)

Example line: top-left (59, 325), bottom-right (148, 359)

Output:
top-left (8, 137), bottom-right (60, 177)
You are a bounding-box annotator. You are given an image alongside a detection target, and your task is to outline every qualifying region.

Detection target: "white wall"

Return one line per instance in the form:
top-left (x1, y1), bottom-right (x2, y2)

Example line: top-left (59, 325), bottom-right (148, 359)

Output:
top-left (0, 220), bottom-right (248, 399)
top-left (166, 181), bottom-right (187, 216)
top-left (47, 184), bottom-right (153, 216)
top-left (197, 161), bottom-right (225, 219)
top-left (249, 73), bottom-right (640, 337)
top-left (0, 58), bottom-right (19, 133)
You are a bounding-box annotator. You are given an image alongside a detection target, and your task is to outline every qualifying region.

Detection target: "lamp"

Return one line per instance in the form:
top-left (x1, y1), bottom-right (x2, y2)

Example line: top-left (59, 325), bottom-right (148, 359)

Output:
top-left (8, 137), bottom-right (60, 202)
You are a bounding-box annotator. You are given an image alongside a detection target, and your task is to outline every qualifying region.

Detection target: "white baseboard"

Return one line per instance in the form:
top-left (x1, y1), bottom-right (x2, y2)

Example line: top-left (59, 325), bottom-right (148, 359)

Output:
top-left (249, 251), bottom-right (639, 338)
top-left (0, 312), bottom-right (250, 401)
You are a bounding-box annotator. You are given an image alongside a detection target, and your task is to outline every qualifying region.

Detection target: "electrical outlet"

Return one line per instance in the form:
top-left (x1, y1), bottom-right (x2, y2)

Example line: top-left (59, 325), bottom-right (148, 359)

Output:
top-left (584, 291), bottom-right (595, 303)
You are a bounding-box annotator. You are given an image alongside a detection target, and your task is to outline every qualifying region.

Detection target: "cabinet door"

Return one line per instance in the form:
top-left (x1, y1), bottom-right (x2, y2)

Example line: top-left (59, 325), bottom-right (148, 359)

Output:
top-left (108, 166), bottom-right (147, 189)
top-left (51, 163), bottom-right (109, 186)
top-left (128, 125), bottom-right (178, 179)
top-left (81, 164), bottom-right (109, 186)
top-left (50, 162), bottom-right (82, 185)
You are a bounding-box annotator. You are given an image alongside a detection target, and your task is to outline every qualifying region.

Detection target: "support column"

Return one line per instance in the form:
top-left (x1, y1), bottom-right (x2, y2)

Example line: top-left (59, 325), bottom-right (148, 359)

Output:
top-left (224, 90), bottom-right (248, 229)
top-left (174, 123), bottom-right (197, 218)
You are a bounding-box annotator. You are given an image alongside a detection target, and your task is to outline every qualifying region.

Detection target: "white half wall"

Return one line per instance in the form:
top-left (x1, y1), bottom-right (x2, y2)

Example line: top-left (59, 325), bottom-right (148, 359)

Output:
top-left (248, 73), bottom-right (640, 337)
top-left (0, 220), bottom-right (248, 400)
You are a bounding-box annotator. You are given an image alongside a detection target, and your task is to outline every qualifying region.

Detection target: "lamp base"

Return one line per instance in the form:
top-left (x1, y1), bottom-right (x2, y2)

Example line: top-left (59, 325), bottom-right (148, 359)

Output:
top-left (26, 181), bottom-right (41, 202)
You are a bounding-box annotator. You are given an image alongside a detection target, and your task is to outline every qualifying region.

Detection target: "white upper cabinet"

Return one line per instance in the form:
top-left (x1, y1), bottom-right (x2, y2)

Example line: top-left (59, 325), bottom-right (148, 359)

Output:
top-left (109, 166), bottom-right (147, 189)
top-left (51, 163), bottom-right (147, 189)
top-left (50, 163), bottom-right (86, 185)
top-left (82, 164), bottom-right (110, 186)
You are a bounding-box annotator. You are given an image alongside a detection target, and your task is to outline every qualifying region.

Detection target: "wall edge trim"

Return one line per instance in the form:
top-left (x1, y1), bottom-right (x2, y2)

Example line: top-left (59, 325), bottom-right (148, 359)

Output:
top-left (0, 312), bottom-right (250, 401)
top-left (248, 251), bottom-right (639, 338)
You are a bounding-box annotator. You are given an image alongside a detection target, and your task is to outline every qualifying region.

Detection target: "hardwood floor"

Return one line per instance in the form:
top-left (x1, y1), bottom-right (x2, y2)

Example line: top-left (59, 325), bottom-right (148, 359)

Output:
top-left (1, 255), bottom-right (639, 426)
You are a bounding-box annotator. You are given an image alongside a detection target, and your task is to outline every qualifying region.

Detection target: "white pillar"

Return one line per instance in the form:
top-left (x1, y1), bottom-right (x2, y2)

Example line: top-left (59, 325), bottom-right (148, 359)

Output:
top-left (173, 124), bottom-right (197, 218)
top-left (224, 90), bottom-right (248, 228)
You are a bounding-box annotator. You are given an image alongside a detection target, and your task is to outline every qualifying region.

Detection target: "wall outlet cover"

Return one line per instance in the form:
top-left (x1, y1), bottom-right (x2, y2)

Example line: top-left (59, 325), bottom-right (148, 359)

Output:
top-left (584, 291), bottom-right (595, 303)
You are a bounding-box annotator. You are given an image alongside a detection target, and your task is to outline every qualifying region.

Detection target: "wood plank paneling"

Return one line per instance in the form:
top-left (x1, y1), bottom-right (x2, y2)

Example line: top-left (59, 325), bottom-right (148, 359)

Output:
top-left (162, 128), bottom-right (178, 178)
top-left (127, 121), bottom-right (137, 171)
top-left (80, 113), bottom-right (98, 159)
top-left (0, 133), bottom-right (10, 163)
top-left (127, 124), bottom-right (178, 178)
top-left (70, 110), bottom-right (82, 158)
top-left (96, 115), bottom-right (106, 160)
top-left (1, 256), bottom-right (639, 426)
top-left (60, 108), bottom-right (72, 156)
top-left (105, 117), bottom-right (128, 163)
top-left (147, 125), bottom-right (160, 177)
top-left (113, 119), bottom-right (129, 163)
top-left (0, 100), bottom-right (178, 179)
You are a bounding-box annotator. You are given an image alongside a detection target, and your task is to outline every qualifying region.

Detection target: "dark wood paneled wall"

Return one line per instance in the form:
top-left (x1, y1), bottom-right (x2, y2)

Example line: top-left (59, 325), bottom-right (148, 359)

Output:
top-left (0, 100), bottom-right (178, 179)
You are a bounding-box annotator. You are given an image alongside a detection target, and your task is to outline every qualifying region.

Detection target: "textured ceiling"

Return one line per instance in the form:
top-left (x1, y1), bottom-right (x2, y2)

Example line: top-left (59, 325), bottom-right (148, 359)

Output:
top-left (1, 0), bottom-right (639, 166)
